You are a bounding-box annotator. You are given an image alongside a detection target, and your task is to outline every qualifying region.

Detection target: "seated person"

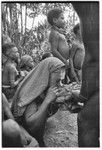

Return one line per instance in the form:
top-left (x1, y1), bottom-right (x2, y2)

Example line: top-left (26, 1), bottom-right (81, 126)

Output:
top-left (2, 93), bottom-right (39, 147)
top-left (2, 43), bottom-right (24, 100)
top-left (11, 57), bottom-right (66, 147)
top-left (2, 35), bottom-right (11, 68)
top-left (68, 23), bottom-right (85, 83)
top-left (19, 54), bottom-right (34, 77)
top-left (41, 52), bottom-right (53, 60)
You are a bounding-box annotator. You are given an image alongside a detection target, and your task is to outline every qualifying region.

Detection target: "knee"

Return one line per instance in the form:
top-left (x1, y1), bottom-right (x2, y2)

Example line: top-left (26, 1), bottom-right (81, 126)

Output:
top-left (3, 119), bottom-right (21, 138)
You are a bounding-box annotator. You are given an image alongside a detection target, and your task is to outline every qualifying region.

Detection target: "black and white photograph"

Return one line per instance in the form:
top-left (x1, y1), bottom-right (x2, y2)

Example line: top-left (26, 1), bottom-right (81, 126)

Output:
top-left (1, 0), bottom-right (100, 148)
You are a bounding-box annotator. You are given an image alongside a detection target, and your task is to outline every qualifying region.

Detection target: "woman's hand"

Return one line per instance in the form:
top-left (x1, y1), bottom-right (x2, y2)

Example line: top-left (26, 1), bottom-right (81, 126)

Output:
top-left (45, 86), bottom-right (59, 104)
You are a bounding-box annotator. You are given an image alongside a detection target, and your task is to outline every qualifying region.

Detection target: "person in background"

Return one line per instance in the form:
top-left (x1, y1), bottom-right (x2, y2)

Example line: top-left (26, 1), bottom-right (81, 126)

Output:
top-left (19, 54), bottom-right (34, 77)
top-left (48, 8), bottom-right (79, 83)
top-left (68, 23), bottom-right (85, 83)
top-left (2, 43), bottom-right (24, 101)
top-left (2, 34), bottom-right (12, 68)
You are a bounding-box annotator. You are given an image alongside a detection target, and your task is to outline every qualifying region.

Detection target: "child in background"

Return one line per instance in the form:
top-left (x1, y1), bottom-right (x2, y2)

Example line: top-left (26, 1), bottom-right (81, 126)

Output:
top-left (47, 8), bottom-right (79, 83)
top-left (69, 23), bottom-right (85, 82)
top-left (48, 8), bottom-right (69, 67)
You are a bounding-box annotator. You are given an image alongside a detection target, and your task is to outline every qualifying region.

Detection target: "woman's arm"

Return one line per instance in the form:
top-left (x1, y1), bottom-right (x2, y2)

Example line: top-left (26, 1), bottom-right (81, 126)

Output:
top-left (25, 87), bottom-right (59, 131)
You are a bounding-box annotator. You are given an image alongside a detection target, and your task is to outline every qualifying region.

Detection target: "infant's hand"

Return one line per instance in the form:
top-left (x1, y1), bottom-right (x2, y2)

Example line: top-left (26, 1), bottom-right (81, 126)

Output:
top-left (45, 87), bottom-right (59, 104)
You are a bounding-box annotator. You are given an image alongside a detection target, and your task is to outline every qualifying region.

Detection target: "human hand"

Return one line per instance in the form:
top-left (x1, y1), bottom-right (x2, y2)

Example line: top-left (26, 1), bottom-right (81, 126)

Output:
top-left (45, 86), bottom-right (60, 104)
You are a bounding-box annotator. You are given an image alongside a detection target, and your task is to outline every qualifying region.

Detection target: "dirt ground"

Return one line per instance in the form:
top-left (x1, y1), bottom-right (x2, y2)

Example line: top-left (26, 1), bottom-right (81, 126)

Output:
top-left (44, 108), bottom-right (78, 147)
top-left (44, 83), bottom-right (80, 147)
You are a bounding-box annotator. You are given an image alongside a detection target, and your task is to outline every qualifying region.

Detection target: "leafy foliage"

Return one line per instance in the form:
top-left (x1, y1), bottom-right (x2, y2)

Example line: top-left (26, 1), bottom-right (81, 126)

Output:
top-left (2, 2), bottom-right (79, 63)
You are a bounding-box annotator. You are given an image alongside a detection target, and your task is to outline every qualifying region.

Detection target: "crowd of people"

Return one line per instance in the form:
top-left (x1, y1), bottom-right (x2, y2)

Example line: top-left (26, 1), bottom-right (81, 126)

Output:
top-left (2, 4), bottom-right (99, 147)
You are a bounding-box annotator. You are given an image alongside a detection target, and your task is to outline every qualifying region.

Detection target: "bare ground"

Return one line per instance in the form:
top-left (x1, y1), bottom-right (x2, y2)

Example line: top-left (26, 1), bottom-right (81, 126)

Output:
top-left (44, 108), bottom-right (78, 147)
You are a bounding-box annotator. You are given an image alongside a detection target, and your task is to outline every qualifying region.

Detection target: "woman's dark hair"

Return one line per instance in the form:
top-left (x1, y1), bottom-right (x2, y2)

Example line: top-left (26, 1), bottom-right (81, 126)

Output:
top-left (42, 52), bottom-right (52, 60)
top-left (47, 8), bottom-right (63, 26)
top-left (2, 43), bottom-right (16, 55)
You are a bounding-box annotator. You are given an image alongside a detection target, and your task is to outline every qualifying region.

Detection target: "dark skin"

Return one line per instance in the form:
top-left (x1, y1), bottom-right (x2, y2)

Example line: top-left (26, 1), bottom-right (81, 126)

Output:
top-left (49, 13), bottom-right (79, 83)
top-left (49, 28), bottom-right (69, 65)
top-left (24, 86), bottom-right (60, 147)
top-left (2, 93), bottom-right (39, 147)
top-left (69, 57), bottom-right (80, 83)
top-left (3, 62), bottom-right (23, 88)
top-left (24, 68), bottom-right (62, 146)
top-left (69, 25), bottom-right (85, 83)
top-left (72, 2), bottom-right (99, 147)
top-left (2, 47), bottom-right (24, 88)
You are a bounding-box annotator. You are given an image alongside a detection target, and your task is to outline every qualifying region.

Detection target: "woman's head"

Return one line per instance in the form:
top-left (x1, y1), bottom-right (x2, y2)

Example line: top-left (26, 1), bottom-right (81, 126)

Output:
top-left (20, 55), bottom-right (34, 71)
top-left (49, 66), bottom-right (65, 87)
top-left (41, 52), bottom-right (53, 60)
top-left (47, 57), bottom-right (65, 87)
